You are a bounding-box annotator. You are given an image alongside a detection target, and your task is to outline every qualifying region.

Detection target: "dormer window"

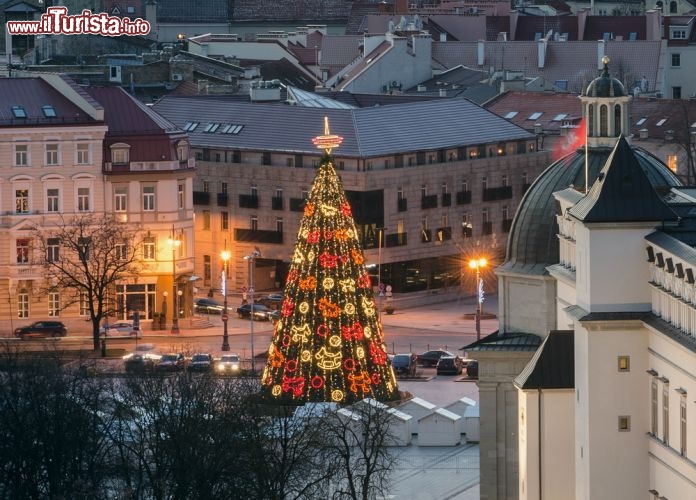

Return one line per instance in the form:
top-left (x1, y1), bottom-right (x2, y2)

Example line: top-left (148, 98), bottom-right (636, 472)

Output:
top-left (42, 105), bottom-right (57, 118)
top-left (110, 143), bottom-right (131, 165)
top-left (176, 140), bottom-right (189, 162)
top-left (11, 106), bottom-right (27, 118)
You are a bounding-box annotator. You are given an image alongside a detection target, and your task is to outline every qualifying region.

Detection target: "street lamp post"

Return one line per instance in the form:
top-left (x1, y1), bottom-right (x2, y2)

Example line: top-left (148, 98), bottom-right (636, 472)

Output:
top-left (221, 243), bottom-right (231, 351)
top-left (377, 227), bottom-right (387, 320)
top-left (168, 226), bottom-right (181, 334)
top-left (244, 247), bottom-right (261, 374)
top-left (468, 258), bottom-right (487, 340)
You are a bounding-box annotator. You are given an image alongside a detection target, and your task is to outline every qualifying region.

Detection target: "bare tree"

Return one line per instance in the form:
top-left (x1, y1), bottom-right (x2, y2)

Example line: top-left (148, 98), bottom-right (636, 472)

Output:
top-left (32, 214), bottom-right (142, 351)
top-left (323, 399), bottom-right (398, 500)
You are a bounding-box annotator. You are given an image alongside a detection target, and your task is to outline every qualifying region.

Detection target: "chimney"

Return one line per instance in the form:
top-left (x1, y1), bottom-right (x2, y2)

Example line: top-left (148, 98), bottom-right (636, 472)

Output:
top-left (145, 0), bottom-right (157, 40)
top-left (646, 9), bottom-right (662, 41)
top-left (395, 0), bottom-right (409, 15)
top-left (509, 10), bottom-right (518, 40)
top-left (577, 8), bottom-right (588, 41)
top-left (537, 38), bottom-right (547, 68)
top-left (477, 39), bottom-right (485, 66)
top-left (597, 39), bottom-right (605, 70)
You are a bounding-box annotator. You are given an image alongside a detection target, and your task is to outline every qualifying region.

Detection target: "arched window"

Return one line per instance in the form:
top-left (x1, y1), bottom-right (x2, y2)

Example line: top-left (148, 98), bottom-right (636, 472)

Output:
top-left (588, 104), bottom-right (594, 137)
top-left (656, 0), bottom-right (664, 11)
top-left (670, 0), bottom-right (677, 13)
top-left (600, 105), bottom-right (608, 137)
top-left (614, 104), bottom-right (622, 136)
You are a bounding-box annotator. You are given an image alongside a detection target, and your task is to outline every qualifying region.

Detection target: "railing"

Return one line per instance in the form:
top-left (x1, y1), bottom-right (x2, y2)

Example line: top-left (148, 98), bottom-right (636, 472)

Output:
top-left (421, 195), bottom-right (438, 209)
top-left (104, 157), bottom-right (194, 172)
top-left (217, 193), bottom-right (228, 207)
top-left (397, 198), bottom-right (408, 212)
top-left (234, 228), bottom-right (283, 244)
top-left (441, 193), bottom-right (451, 207)
top-left (386, 232), bottom-right (408, 247)
top-left (239, 194), bottom-right (259, 209)
top-left (193, 192), bottom-right (210, 205)
top-left (436, 226), bottom-right (452, 241)
top-left (482, 221), bottom-right (493, 235)
top-left (289, 198), bottom-right (305, 212)
top-left (456, 191), bottom-right (472, 205)
top-left (421, 229), bottom-right (432, 243)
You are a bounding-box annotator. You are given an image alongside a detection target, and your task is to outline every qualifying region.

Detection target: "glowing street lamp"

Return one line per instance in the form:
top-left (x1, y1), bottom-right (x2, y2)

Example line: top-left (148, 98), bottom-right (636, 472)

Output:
top-left (221, 243), bottom-right (231, 351)
top-left (168, 226), bottom-right (181, 334)
top-left (469, 258), bottom-right (487, 340)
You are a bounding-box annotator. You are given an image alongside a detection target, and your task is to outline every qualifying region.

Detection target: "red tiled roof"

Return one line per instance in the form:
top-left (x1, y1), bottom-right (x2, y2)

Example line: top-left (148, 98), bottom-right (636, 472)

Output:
top-left (0, 77), bottom-right (97, 126)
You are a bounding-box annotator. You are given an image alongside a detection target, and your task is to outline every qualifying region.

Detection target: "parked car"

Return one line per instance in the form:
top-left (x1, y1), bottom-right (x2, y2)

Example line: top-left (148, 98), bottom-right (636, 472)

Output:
top-left (258, 294), bottom-right (284, 310)
top-left (100, 321), bottom-right (139, 336)
top-left (14, 321), bottom-right (67, 339)
top-left (436, 355), bottom-right (464, 375)
top-left (123, 353), bottom-right (158, 372)
top-left (466, 360), bottom-right (479, 379)
top-left (417, 349), bottom-right (455, 367)
top-left (156, 353), bottom-right (186, 372)
top-left (216, 354), bottom-right (241, 374)
top-left (194, 297), bottom-right (225, 314)
top-left (391, 353), bottom-right (417, 377)
top-left (189, 353), bottom-right (214, 372)
top-left (236, 303), bottom-right (275, 321)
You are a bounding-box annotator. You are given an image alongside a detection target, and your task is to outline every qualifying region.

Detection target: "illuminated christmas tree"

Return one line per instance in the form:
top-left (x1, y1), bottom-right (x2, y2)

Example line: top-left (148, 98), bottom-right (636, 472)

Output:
top-left (260, 118), bottom-right (399, 404)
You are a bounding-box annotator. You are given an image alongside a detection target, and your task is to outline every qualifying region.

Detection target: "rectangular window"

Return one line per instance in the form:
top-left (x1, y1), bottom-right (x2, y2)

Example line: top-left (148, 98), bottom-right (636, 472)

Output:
top-left (178, 183), bottom-right (185, 209)
top-left (220, 211), bottom-right (229, 230)
top-left (501, 174), bottom-right (509, 187)
top-left (618, 415), bottom-right (631, 432)
top-left (651, 379), bottom-right (658, 435)
top-left (76, 143), bottom-right (90, 165)
top-left (142, 186), bottom-right (155, 211)
top-left (48, 292), bottom-right (59, 317)
top-left (16, 189), bottom-right (29, 213)
top-left (203, 210), bottom-right (211, 230)
top-left (78, 187), bottom-right (90, 212)
top-left (115, 242), bottom-right (127, 260)
top-left (79, 292), bottom-right (89, 316)
top-left (482, 207), bottom-right (490, 223)
top-left (203, 255), bottom-right (211, 282)
top-left (47, 188), bottom-right (59, 213)
top-left (251, 185), bottom-right (258, 198)
top-left (663, 383), bottom-right (670, 444)
top-left (203, 181), bottom-right (210, 193)
top-left (221, 182), bottom-right (228, 194)
top-left (15, 144), bottom-right (28, 166)
top-left (421, 185), bottom-right (427, 197)
top-left (672, 53), bottom-right (681, 67)
top-left (276, 217), bottom-right (283, 233)
top-left (114, 187), bottom-right (127, 212)
top-left (18, 291), bottom-right (29, 318)
top-left (17, 239), bottom-right (30, 264)
top-left (45, 144), bottom-right (59, 166)
top-left (680, 394), bottom-right (687, 455)
top-left (618, 355), bottom-right (630, 372)
top-left (251, 216), bottom-right (258, 231)
top-left (47, 237), bottom-right (60, 262)
top-left (113, 148), bottom-right (129, 164)
top-left (143, 237), bottom-right (155, 260)
top-left (276, 188), bottom-right (283, 198)
top-left (481, 176), bottom-right (488, 190)
top-left (672, 87), bottom-right (682, 99)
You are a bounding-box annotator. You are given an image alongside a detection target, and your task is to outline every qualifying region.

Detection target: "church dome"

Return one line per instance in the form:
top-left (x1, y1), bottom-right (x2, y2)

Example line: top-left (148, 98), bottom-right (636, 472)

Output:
top-left (500, 146), bottom-right (681, 274)
top-left (585, 56), bottom-right (626, 98)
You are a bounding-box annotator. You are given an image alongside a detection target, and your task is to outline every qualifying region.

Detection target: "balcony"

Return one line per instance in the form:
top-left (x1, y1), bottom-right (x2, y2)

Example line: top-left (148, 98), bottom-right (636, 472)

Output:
top-left (272, 196), bottom-right (283, 210)
top-left (482, 186), bottom-right (513, 201)
top-left (217, 193), bottom-right (228, 207)
top-left (462, 225), bottom-right (473, 238)
top-left (441, 193), bottom-right (451, 207)
top-left (482, 221), bottom-right (493, 235)
top-left (397, 198), bottom-right (408, 212)
top-left (421, 195), bottom-right (438, 209)
top-left (502, 219), bottom-right (513, 233)
top-left (386, 232), bottom-right (408, 247)
top-left (234, 228), bottom-right (283, 244)
top-left (289, 198), bottom-right (305, 212)
top-left (239, 194), bottom-right (259, 209)
top-left (104, 157), bottom-right (195, 173)
top-left (193, 191), bottom-right (210, 205)
top-left (456, 191), bottom-right (472, 205)
top-left (421, 229), bottom-right (432, 243)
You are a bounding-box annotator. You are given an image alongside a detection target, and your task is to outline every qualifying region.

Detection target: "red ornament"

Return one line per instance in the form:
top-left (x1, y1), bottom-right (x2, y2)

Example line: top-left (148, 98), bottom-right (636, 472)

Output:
top-left (286, 359), bottom-right (297, 372)
top-left (286, 269), bottom-right (299, 283)
top-left (281, 299), bottom-right (295, 317)
top-left (343, 358), bottom-right (356, 371)
top-left (357, 273), bottom-right (372, 288)
top-left (282, 374), bottom-right (306, 397)
top-left (340, 202), bottom-right (352, 216)
top-left (371, 372), bottom-right (381, 385)
top-left (323, 229), bottom-right (334, 240)
top-left (307, 230), bottom-right (321, 244)
top-left (281, 335), bottom-right (291, 347)
top-left (316, 323), bottom-right (329, 337)
top-left (319, 252), bottom-right (339, 268)
top-left (341, 322), bottom-right (364, 341)
top-left (369, 343), bottom-right (388, 365)
top-left (310, 376), bottom-right (324, 389)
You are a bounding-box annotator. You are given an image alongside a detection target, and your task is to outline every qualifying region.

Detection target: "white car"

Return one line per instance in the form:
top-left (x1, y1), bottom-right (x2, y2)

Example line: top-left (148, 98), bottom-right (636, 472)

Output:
top-left (216, 354), bottom-right (241, 374)
top-left (100, 321), bottom-right (140, 337)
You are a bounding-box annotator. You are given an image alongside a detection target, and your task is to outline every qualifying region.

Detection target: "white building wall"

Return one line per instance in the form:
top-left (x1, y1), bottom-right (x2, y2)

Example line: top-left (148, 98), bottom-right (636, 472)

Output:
top-left (496, 271), bottom-right (557, 337)
top-left (519, 389), bottom-right (575, 500)
top-left (575, 225), bottom-right (654, 312)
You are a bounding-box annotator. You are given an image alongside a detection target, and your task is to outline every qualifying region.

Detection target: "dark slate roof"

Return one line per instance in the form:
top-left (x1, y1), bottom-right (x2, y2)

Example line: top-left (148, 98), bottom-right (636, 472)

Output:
top-left (585, 59), bottom-right (626, 98)
top-left (501, 145), bottom-right (681, 275)
top-left (0, 77), bottom-right (98, 126)
top-left (584, 15), bottom-right (647, 41)
top-left (645, 230), bottom-right (696, 264)
top-left (568, 137), bottom-right (680, 223)
top-left (403, 65), bottom-right (500, 105)
top-left (152, 96), bottom-right (534, 157)
top-left (259, 58), bottom-right (317, 91)
top-left (643, 314), bottom-right (696, 354)
top-left (514, 330), bottom-right (574, 390)
top-left (515, 15), bottom-right (579, 42)
top-left (461, 331), bottom-right (542, 352)
top-left (156, 0), bottom-right (229, 23)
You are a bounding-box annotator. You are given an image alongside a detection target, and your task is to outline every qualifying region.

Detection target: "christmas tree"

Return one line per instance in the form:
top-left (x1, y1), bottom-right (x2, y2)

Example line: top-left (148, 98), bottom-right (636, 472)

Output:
top-left (260, 118), bottom-right (399, 404)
